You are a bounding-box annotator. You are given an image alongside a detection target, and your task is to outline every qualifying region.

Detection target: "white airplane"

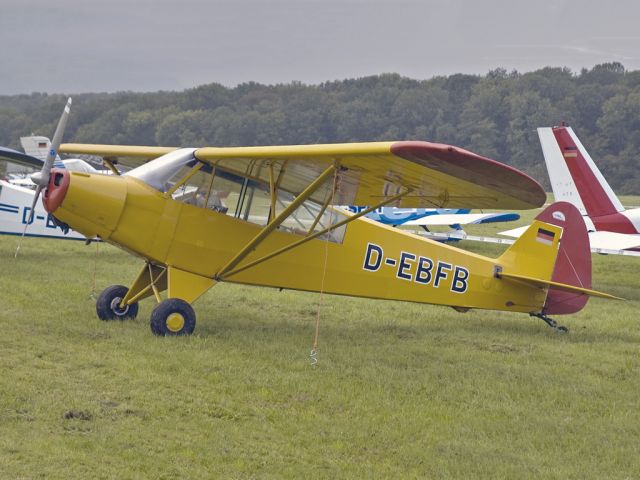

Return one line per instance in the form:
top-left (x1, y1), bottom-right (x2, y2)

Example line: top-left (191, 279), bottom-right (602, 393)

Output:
top-left (21, 135), bottom-right (105, 174)
top-left (0, 140), bottom-right (98, 240)
top-left (0, 178), bottom-right (85, 239)
top-left (501, 124), bottom-right (640, 254)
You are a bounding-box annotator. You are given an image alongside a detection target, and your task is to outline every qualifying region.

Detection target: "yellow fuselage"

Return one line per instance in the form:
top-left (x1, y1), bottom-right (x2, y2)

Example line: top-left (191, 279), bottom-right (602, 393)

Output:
top-left (53, 171), bottom-right (547, 313)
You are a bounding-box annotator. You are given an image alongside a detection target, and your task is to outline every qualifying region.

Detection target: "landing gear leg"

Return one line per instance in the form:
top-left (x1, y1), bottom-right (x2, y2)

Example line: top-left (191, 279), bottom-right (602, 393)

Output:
top-left (530, 312), bottom-right (569, 333)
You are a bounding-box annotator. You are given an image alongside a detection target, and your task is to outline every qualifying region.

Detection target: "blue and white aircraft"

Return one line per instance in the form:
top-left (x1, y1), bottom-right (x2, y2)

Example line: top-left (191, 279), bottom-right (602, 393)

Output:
top-left (345, 206), bottom-right (519, 230)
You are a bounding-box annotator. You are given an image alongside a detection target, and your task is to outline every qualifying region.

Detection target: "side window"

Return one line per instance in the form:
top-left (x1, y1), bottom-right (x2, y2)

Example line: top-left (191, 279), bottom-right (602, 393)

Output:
top-left (169, 164), bottom-right (346, 243)
top-left (171, 164), bottom-right (212, 207)
top-left (275, 190), bottom-right (347, 243)
top-left (207, 171), bottom-right (244, 216)
top-left (238, 181), bottom-right (270, 226)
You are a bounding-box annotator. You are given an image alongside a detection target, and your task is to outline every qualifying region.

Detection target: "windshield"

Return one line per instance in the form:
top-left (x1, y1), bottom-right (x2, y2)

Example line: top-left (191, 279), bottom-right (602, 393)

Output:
top-left (125, 148), bottom-right (198, 192)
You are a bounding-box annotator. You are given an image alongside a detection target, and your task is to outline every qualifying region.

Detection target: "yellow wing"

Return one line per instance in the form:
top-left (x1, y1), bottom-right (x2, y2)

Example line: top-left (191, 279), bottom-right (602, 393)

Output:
top-left (59, 143), bottom-right (177, 168)
top-left (59, 140), bottom-right (545, 209)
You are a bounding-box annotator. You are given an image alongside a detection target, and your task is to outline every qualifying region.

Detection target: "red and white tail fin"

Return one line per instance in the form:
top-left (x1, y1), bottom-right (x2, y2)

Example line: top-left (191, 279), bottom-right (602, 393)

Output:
top-left (538, 125), bottom-right (624, 217)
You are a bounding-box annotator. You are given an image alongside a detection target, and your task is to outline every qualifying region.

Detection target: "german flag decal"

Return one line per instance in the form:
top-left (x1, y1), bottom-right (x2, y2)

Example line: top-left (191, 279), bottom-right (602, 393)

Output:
top-left (536, 227), bottom-right (556, 245)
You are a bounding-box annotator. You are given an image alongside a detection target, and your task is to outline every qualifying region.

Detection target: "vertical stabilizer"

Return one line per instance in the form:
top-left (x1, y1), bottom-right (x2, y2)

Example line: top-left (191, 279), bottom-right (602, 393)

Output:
top-left (538, 126), bottom-right (624, 217)
top-left (536, 201), bottom-right (592, 314)
top-left (20, 136), bottom-right (51, 161)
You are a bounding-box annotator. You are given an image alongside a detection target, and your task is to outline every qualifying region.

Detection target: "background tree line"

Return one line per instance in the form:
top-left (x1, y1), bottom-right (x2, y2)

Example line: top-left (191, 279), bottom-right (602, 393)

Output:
top-left (1, 62), bottom-right (640, 193)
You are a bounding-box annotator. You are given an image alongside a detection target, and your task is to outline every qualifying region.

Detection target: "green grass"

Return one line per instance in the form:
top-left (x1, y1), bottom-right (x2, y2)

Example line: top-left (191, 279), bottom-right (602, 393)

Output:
top-left (1, 204), bottom-right (640, 479)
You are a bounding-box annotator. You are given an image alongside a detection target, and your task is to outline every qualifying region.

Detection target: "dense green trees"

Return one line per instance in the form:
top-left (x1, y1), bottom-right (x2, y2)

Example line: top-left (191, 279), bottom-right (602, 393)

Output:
top-left (1, 62), bottom-right (639, 192)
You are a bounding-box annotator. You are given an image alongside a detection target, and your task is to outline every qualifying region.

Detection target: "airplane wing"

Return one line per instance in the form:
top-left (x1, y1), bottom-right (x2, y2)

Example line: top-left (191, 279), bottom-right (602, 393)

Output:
top-left (419, 227), bottom-right (640, 256)
top-left (500, 225), bottom-right (640, 251)
top-left (499, 225), bottom-right (528, 238)
top-left (402, 212), bottom-right (520, 226)
top-left (588, 231), bottom-right (640, 251)
top-left (59, 143), bottom-right (176, 169)
top-left (0, 146), bottom-right (43, 169)
top-left (195, 141), bottom-right (545, 209)
top-left (57, 141), bottom-right (546, 209)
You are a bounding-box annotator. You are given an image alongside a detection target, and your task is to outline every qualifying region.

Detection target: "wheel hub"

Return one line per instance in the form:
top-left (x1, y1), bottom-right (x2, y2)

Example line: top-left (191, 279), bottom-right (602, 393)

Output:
top-left (166, 313), bottom-right (185, 332)
top-left (110, 297), bottom-right (129, 316)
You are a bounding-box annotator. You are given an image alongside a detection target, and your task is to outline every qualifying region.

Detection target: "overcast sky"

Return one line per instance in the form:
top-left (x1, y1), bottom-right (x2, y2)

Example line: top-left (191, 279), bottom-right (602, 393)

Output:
top-left (1, 0), bottom-right (639, 95)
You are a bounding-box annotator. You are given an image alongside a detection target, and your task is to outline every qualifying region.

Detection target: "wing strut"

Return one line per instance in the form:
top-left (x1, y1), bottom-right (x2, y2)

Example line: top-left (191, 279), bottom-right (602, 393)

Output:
top-left (268, 163), bottom-right (277, 222)
top-left (218, 189), bottom-right (410, 281)
top-left (216, 164), bottom-right (337, 279)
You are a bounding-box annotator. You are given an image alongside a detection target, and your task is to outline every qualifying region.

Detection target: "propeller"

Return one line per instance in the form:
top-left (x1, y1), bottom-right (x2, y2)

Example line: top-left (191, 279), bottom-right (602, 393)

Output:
top-left (15, 97), bottom-right (72, 257)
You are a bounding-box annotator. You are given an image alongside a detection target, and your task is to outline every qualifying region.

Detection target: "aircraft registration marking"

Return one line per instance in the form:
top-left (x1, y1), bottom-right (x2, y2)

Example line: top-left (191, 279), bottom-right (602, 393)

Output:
top-left (0, 202), bottom-right (19, 214)
top-left (362, 242), bottom-right (469, 293)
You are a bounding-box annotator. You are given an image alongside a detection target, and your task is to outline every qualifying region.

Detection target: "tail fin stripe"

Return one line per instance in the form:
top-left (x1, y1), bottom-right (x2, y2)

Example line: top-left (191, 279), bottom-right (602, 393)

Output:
top-left (546, 126), bottom-right (639, 233)
top-left (551, 127), bottom-right (622, 217)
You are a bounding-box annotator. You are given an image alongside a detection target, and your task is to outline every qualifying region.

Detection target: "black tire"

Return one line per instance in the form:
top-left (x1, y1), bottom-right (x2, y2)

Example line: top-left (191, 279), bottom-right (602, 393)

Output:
top-left (150, 298), bottom-right (196, 336)
top-left (96, 285), bottom-right (139, 321)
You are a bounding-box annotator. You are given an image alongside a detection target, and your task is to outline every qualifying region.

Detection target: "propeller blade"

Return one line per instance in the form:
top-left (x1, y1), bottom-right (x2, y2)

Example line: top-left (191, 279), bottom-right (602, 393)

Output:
top-left (32, 97), bottom-right (72, 187)
top-left (16, 97), bottom-right (72, 256)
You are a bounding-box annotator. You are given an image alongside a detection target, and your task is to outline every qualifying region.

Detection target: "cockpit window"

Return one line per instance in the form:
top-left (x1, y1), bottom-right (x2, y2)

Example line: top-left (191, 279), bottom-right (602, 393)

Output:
top-left (124, 148), bottom-right (346, 243)
top-left (125, 148), bottom-right (198, 192)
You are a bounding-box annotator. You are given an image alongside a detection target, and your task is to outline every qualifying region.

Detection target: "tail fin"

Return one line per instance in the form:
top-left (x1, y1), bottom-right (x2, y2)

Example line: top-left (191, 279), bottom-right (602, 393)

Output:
top-left (538, 125), bottom-right (624, 217)
top-left (20, 136), bottom-right (52, 161)
top-left (498, 201), bottom-right (617, 315)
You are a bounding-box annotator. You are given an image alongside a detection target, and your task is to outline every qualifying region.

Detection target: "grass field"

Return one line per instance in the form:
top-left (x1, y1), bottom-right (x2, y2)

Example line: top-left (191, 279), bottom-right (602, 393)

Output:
top-left (1, 200), bottom-right (639, 479)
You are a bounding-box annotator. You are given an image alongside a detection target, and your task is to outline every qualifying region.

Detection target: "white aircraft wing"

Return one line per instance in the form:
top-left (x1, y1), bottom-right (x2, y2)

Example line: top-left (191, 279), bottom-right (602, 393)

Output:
top-left (403, 212), bottom-right (519, 226)
top-left (500, 225), bottom-right (640, 251)
top-left (499, 225), bottom-right (528, 238)
top-left (420, 227), bottom-right (640, 257)
top-left (588, 231), bottom-right (640, 251)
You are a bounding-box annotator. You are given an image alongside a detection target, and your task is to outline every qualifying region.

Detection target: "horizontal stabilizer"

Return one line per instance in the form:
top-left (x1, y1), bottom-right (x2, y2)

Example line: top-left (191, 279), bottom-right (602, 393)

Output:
top-left (499, 272), bottom-right (623, 300)
top-left (403, 212), bottom-right (519, 226)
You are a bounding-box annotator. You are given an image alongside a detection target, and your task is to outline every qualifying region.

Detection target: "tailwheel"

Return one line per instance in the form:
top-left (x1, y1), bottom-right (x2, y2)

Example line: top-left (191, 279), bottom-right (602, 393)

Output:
top-left (96, 285), bottom-right (139, 321)
top-left (530, 312), bottom-right (569, 333)
top-left (150, 298), bottom-right (196, 336)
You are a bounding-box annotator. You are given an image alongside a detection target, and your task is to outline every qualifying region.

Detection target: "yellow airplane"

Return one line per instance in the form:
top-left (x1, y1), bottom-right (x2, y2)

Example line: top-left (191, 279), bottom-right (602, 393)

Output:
top-left (23, 99), bottom-right (618, 335)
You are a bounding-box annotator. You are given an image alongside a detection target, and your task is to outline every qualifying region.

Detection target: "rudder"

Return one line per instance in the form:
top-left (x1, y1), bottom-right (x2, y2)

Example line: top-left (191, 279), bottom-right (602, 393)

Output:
top-left (536, 201), bottom-right (592, 314)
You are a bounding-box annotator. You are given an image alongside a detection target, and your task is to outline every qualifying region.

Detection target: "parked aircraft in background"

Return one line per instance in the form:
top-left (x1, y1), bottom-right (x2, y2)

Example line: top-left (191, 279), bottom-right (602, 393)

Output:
top-left (0, 145), bottom-right (82, 239)
top-left (20, 135), bottom-right (108, 175)
top-left (0, 178), bottom-right (85, 239)
top-left (0, 137), bottom-right (115, 240)
top-left (345, 206), bottom-right (519, 230)
top-left (501, 125), bottom-right (640, 254)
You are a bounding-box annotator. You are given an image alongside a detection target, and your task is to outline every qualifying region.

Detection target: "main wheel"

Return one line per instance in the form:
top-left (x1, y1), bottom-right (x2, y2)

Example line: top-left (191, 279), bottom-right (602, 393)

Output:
top-left (96, 285), bottom-right (139, 321)
top-left (150, 298), bottom-right (196, 336)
